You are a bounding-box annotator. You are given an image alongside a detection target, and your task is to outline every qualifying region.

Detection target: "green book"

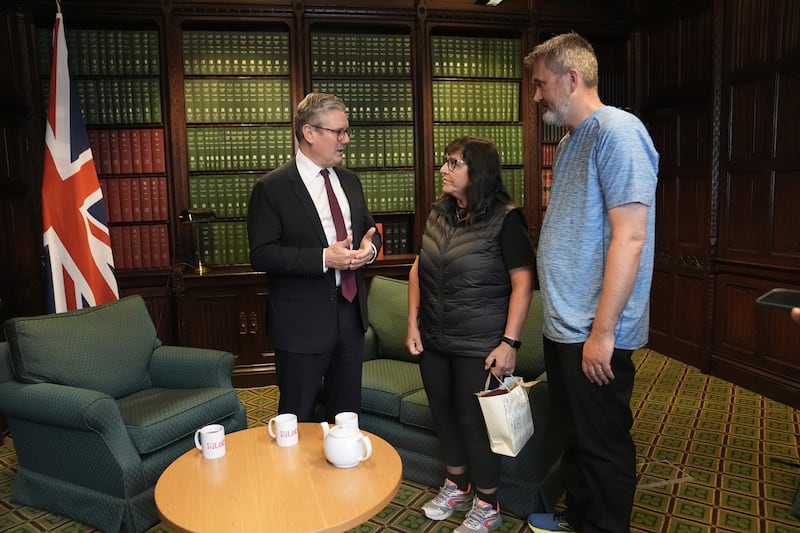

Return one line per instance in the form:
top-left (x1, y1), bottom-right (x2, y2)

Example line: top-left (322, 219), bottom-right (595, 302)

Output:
top-left (149, 79), bottom-right (161, 123)
top-left (145, 31), bottom-right (158, 75)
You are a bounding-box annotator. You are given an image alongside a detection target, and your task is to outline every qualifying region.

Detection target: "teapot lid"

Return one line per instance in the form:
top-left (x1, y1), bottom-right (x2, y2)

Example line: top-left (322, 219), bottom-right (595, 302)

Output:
top-left (328, 425), bottom-right (360, 437)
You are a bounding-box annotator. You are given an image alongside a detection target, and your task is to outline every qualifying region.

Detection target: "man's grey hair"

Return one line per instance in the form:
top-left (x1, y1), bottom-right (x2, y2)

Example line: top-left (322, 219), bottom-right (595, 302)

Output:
top-left (294, 92), bottom-right (347, 142)
top-left (524, 32), bottom-right (599, 88)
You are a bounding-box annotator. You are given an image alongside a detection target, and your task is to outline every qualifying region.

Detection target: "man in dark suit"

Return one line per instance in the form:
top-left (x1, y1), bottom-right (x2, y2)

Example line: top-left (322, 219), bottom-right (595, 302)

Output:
top-left (247, 92), bottom-right (382, 422)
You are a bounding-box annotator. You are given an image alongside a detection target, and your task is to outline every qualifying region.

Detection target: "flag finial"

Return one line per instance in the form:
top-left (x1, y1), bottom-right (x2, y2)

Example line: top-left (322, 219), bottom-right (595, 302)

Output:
top-left (56, 0), bottom-right (61, 14)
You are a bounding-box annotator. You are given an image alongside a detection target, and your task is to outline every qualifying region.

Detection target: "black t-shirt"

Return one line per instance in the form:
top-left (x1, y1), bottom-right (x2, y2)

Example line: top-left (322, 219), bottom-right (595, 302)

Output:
top-left (499, 209), bottom-right (535, 270)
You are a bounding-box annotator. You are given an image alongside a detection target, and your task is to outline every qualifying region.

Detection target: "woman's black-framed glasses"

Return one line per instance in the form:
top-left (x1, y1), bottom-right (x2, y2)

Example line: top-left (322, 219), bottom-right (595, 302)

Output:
top-left (311, 124), bottom-right (353, 141)
top-left (442, 156), bottom-right (466, 171)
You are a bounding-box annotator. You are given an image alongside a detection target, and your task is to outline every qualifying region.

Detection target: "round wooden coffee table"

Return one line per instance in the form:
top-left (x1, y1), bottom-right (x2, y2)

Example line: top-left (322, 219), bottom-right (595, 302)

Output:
top-left (155, 423), bottom-right (402, 532)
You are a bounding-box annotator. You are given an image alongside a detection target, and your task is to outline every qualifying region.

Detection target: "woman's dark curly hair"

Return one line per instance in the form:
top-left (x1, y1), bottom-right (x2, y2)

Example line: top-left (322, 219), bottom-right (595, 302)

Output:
top-left (442, 135), bottom-right (513, 223)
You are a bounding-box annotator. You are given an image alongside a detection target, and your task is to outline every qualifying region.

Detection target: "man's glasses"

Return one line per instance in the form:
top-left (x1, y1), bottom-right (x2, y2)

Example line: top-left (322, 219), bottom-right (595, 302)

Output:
top-left (310, 124), bottom-right (354, 141)
top-left (442, 156), bottom-right (466, 171)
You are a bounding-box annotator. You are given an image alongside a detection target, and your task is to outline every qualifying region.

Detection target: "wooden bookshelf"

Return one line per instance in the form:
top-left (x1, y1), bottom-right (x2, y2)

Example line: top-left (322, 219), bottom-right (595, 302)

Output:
top-left (311, 27), bottom-right (416, 258)
top-left (430, 33), bottom-right (525, 206)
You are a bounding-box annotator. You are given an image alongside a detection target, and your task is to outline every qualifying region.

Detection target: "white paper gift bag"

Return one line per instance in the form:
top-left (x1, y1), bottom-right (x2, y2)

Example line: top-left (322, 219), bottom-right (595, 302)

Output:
top-left (476, 375), bottom-right (537, 457)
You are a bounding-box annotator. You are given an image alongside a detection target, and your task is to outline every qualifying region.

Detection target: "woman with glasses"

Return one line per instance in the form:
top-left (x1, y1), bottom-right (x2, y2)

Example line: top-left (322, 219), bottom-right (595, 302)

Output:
top-left (406, 136), bottom-right (535, 533)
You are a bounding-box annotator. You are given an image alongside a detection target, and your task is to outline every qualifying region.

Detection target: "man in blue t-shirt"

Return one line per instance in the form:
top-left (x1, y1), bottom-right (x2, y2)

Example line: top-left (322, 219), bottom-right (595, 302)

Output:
top-left (524, 33), bottom-right (659, 533)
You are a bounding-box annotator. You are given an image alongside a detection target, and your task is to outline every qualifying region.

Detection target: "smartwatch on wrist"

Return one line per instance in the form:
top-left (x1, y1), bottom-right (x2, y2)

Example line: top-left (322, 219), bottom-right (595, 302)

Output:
top-left (500, 335), bottom-right (522, 349)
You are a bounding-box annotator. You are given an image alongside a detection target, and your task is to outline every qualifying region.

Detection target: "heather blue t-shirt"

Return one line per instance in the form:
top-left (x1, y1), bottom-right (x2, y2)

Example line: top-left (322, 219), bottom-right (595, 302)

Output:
top-left (537, 106), bottom-right (659, 349)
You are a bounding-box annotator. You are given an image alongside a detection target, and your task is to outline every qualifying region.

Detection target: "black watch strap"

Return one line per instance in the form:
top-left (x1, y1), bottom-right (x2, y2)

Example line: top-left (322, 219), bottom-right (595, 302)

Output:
top-left (500, 335), bottom-right (522, 349)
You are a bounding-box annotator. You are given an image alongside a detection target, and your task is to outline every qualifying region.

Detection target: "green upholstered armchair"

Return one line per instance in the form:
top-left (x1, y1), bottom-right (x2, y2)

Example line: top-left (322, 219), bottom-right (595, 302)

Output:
top-left (0, 295), bottom-right (247, 533)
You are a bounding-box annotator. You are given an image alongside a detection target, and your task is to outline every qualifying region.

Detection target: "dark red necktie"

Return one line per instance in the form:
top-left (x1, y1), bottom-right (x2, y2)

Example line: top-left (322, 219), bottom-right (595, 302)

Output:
top-left (321, 168), bottom-right (357, 302)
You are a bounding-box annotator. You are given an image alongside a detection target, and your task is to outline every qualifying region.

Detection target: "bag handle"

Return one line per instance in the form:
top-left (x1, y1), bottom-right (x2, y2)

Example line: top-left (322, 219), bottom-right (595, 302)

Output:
top-left (483, 372), bottom-right (541, 392)
top-left (483, 372), bottom-right (508, 392)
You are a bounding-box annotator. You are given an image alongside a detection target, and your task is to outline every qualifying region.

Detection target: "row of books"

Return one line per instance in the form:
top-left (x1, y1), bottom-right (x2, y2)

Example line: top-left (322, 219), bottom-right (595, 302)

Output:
top-left (431, 167), bottom-right (526, 207)
top-left (376, 220), bottom-right (413, 256)
top-left (360, 171), bottom-right (415, 213)
top-left (184, 78), bottom-right (291, 124)
top-left (341, 126), bottom-right (414, 169)
top-left (100, 177), bottom-right (169, 223)
top-left (183, 31), bottom-right (290, 76)
top-left (110, 224), bottom-right (171, 270)
top-left (36, 28), bottom-right (160, 77)
top-left (311, 33), bottom-right (411, 77)
top-left (194, 217), bottom-right (415, 267)
top-left (431, 35), bottom-right (522, 79)
top-left (190, 174), bottom-right (260, 219)
top-left (541, 169), bottom-right (553, 208)
top-left (196, 221), bottom-right (250, 266)
top-left (432, 80), bottom-right (520, 122)
top-left (87, 128), bottom-right (166, 176)
top-left (541, 143), bottom-right (558, 167)
top-left (504, 168), bottom-right (527, 207)
top-left (188, 169), bottom-right (416, 221)
top-left (311, 80), bottom-right (414, 122)
top-left (433, 124), bottom-right (524, 166)
top-left (541, 123), bottom-right (569, 142)
top-left (598, 71), bottom-right (627, 108)
top-left (73, 78), bottom-right (162, 125)
top-left (186, 126), bottom-right (293, 172)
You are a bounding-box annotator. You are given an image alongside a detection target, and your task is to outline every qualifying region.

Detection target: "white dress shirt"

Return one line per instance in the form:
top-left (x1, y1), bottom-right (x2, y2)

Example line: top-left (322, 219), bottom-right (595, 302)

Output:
top-left (295, 150), bottom-right (353, 281)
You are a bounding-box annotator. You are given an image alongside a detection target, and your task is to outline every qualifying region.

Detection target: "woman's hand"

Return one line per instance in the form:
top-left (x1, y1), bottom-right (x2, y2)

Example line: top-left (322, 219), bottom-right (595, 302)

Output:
top-left (406, 325), bottom-right (423, 355)
top-left (485, 343), bottom-right (517, 377)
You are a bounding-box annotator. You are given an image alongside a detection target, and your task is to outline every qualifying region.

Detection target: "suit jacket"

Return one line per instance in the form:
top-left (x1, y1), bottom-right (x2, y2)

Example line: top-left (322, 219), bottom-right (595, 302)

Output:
top-left (247, 159), bottom-right (381, 353)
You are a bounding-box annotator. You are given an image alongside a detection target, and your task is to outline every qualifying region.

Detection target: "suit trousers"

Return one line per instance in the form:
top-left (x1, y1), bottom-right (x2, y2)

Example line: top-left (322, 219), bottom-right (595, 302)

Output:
top-left (543, 336), bottom-right (636, 533)
top-left (275, 295), bottom-right (364, 422)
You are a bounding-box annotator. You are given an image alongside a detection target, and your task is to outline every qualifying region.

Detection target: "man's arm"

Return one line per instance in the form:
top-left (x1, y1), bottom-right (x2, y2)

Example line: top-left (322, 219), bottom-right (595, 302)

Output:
top-left (582, 201), bottom-right (648, 384)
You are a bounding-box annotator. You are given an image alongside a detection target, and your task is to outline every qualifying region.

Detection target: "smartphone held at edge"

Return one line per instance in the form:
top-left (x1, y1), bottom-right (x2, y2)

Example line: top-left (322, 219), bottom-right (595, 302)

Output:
top-left (756, 288), bottom-right (800, 311)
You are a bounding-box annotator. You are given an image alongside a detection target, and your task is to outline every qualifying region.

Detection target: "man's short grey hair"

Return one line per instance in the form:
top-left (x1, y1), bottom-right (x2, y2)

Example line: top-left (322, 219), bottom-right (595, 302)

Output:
top-left (294, 92), bottom-right (347, 142)
top-left (524, 32), bottom-right (599, 88)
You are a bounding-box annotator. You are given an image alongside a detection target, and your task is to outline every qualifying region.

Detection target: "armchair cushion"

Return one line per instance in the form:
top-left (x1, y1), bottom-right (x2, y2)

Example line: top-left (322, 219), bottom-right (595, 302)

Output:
top-left (120, 387), bottom-right (243, 454)
top-left (361, 359), bottom-right (425, 418)
top-left (4, 295), bottom-right (159, 398)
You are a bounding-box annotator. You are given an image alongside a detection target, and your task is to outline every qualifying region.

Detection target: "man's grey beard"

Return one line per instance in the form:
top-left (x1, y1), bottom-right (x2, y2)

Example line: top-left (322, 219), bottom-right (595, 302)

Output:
top-left (542, 100), bottom-right (568, 126)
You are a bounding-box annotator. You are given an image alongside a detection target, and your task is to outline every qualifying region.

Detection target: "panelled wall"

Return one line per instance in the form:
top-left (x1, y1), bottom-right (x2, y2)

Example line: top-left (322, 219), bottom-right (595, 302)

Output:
top-left (642, 0), bottom-right (800, 408)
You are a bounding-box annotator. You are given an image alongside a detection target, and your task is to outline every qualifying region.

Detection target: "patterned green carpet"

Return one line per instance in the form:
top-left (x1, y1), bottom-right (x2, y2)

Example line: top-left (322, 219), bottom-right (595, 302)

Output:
top-left (1, 349), bottom-right (799, 532)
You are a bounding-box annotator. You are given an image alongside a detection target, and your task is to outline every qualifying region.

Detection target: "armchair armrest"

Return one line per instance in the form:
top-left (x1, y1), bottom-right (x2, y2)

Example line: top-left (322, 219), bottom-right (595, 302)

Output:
top-left (148, 345), bottom-right (236, 388)
top-left (0, 380), bottom-right (148, 498)
top-left (0, 380), bottom-right (122, 430)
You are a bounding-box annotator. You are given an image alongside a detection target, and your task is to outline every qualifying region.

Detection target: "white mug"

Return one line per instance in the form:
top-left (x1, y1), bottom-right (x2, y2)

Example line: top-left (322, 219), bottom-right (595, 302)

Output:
top-left (335, 411), bottom-right (359, 430)
top-left (194, 424), bottom-right (226, 459)
top-left (268, 413), bottom-right (299, 447)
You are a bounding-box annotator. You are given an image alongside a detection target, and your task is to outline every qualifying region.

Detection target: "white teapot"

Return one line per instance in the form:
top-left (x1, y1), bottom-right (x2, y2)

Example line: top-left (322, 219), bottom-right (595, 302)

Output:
top-left (320, 422), bottom-right (372, 468)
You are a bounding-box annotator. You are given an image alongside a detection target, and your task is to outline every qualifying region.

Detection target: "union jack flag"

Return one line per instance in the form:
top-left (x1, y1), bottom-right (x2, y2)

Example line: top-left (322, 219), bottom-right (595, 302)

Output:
top-left (42, 13), bottom-right (119, 313)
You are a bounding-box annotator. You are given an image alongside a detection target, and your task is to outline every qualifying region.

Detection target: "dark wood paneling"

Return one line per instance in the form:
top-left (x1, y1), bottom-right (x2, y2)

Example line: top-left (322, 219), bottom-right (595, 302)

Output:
top-left (175, 270), bottom-right (275, 387)
top-left (643, 5), bottom-right (714, 371)
top-left (712, 273), bottom-right (800, 407)
top-left (0, 11), bottom-right (45, 333)
top-left (775, 72), bottom-right (800, 160)
top-left (772, 170), bottom-right (800, 257)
